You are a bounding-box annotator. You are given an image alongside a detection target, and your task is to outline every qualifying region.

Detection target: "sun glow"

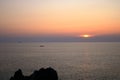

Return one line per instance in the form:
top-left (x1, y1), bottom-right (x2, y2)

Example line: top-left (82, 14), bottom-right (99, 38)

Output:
top-left (80, 34), bottom-right (93, 38)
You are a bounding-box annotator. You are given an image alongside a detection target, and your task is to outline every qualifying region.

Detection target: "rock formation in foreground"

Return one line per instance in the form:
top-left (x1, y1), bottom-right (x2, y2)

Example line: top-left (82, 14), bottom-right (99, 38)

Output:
top-left (10, 67), bottom-right (58, 80)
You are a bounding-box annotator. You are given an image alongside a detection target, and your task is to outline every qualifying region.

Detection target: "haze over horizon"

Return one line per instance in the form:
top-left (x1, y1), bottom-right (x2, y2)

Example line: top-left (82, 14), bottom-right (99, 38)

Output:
top-left (0, 0), bottom-right (120, 42)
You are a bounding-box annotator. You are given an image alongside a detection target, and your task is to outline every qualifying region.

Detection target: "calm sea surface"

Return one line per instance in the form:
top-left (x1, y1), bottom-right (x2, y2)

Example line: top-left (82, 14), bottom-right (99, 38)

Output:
top-left (0, 42), bottom-right (120, 80)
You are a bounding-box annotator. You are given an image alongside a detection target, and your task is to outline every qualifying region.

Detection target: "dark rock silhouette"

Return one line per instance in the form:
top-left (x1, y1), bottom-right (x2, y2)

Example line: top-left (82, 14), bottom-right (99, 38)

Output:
top-left (10, 67), bottom-right (58, 80)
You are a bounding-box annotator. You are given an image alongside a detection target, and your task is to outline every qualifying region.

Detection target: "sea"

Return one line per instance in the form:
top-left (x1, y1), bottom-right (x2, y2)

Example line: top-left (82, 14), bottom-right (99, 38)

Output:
top-left (0, 42), bottom-right (120, 80)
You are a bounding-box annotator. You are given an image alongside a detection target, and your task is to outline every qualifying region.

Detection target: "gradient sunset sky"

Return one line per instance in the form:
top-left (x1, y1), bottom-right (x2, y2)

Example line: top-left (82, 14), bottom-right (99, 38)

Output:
top-left (0, 0), bottom-right (120, 41)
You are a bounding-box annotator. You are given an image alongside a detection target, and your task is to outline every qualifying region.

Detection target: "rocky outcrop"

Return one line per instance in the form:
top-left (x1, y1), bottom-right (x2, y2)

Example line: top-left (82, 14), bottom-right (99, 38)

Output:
top-left (10, 67), bottom-right (58, 80)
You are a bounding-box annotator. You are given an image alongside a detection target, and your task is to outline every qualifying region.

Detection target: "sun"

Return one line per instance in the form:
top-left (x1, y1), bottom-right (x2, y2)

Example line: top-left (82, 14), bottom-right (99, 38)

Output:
top-left (83, 35), bottom-right (89, 38)
top-left (79, 34), bottom-right (93, 38)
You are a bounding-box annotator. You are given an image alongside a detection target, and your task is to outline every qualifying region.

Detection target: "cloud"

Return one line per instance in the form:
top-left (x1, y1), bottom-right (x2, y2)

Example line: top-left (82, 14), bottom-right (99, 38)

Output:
top-left (0, 34), bottom-right (120, 42)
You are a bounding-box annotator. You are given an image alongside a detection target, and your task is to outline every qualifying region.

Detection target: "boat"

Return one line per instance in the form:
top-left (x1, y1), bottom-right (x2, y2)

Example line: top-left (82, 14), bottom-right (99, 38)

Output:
top-left (40, 45), bottom-right (44, 47)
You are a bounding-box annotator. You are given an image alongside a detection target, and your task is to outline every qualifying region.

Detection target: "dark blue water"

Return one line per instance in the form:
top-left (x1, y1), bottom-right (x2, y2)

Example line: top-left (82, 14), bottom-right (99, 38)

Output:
top-left (0, 42), bottom-right (120, 80)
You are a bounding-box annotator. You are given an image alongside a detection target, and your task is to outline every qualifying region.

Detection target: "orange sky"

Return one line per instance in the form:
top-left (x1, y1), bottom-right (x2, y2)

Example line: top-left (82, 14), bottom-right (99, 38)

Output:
top-left (0, 0), bottom-right (120, 37)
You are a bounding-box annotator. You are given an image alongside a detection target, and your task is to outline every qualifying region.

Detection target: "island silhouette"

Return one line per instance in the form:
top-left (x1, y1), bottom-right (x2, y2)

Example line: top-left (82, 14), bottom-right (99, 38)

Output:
top-left (10, 67), bottom-right (58, 80)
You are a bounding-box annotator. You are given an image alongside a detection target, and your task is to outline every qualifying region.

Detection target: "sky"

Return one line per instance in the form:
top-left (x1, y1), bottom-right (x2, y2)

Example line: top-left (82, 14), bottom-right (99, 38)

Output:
top-left (0, 0), bottom-right (120, 42)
